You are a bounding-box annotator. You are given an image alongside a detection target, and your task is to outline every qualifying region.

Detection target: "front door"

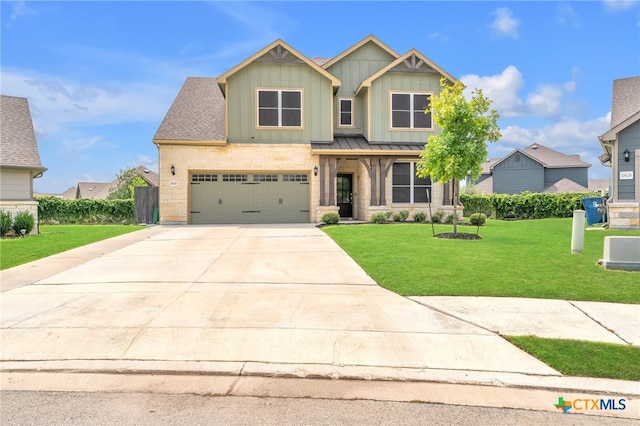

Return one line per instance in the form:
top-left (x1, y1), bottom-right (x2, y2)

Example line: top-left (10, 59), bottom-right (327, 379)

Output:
top-left (337, 174), bottom-right (353, 218)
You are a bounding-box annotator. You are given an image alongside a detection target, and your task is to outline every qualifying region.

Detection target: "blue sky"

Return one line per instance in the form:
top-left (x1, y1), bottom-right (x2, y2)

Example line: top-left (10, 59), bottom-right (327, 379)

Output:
top-left (2, 1), bottom-right (639, 194)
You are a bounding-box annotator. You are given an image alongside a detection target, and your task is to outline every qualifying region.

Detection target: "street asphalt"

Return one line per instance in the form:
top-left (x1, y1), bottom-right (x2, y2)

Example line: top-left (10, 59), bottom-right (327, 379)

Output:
top-left (0, 224), bottom-right (638, 420)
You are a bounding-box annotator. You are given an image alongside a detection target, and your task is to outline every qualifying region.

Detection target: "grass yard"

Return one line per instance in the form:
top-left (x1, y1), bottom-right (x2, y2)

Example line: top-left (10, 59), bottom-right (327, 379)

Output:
top-left (323, 219), bottom-right (640, 304)
top-left (0, 224), bottom-right (145, 270)
top-left (507, 336), bottom-right (640, 382)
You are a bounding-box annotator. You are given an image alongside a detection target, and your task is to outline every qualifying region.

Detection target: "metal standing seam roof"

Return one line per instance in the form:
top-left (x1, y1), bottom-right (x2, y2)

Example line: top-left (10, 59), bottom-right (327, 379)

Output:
top-left (311, 135), bottom-right (424, 153)
top-left (153, 77), bottom-right (226, 142)
top-left (0, 95), bottom-right (46, 170)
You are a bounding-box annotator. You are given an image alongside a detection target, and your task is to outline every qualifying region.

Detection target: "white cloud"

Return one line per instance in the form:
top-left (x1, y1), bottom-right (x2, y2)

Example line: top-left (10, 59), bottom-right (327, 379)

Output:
top-left (490, 7), bottom-right (520, 39)
top-left (427, 32), bottom-right (449, 42)
top-left (10, 0), bottom-right (35, 20)
top-left (461, 66), bottom-right (525, 117)
top-left (603, 0), bottom-right (639, 12)
top-left (556, 3), bottom-right (581, 27)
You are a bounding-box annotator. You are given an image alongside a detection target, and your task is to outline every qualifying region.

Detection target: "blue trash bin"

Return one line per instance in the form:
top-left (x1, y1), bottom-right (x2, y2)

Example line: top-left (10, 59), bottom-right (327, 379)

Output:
top-left (582, 197), bottom-right (606, 225)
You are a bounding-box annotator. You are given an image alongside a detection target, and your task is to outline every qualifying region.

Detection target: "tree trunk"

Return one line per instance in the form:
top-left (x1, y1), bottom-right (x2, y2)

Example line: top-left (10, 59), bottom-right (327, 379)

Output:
top-left (452, 179), bottom-right (458, 235)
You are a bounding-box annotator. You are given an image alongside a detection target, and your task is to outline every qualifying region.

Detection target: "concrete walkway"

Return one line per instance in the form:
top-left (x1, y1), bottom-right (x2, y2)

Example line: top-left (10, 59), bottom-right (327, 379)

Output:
top-left (1, 224), bottom-right (638, 418)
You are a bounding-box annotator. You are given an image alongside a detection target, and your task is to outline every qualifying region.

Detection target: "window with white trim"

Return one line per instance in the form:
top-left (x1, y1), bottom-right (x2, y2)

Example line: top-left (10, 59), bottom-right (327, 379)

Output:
top-left (257, 89), bottom-right (302, 127)
top-left (390, 92), bottom-right (432, 129)
top-left (338, 98), bottom-right (353, 127)
top-left (392, 162), bottom-right (431, 203)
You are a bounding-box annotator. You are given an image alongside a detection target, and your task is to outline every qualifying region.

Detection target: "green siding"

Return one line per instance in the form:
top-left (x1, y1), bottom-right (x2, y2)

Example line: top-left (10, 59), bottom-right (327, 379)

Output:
top-left (227, 62), bottom-right (332, 143)
top-left (369, 72), bottom-right (442, 143)
top-left (327, 41), bottom-right (395, 136)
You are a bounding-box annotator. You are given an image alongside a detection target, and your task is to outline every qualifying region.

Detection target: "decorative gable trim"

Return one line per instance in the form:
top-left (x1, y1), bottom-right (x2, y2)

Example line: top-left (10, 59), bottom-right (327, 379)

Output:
top-left (355, 49), bottom-right (456, 96)
top-left (217, 39), bottom-right (341, 88)
top-left (321, 34), bottom-right (399, 70)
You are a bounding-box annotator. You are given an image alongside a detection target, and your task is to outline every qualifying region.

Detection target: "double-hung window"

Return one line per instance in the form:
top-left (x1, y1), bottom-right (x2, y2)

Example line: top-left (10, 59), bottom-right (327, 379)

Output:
top-left (338, 97), bottom-right (353, 127)
top-left (257, 89), bottom-right (302, 127)
top-left (390, 92), bottom-right (432, 129)
top-left (392, 162), bottom-right (432, 203)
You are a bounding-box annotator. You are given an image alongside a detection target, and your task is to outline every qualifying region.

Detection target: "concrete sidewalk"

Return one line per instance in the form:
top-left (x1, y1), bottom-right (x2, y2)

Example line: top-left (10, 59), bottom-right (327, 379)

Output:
top-left (1, 224), bottom-right (638, 418)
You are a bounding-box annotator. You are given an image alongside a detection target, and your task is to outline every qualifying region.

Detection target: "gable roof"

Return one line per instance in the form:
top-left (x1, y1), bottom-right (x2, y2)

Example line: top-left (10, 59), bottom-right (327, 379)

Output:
top-left (135, 165), bottom-right (159, 186)
top-left (153, 77), bottom-right (226, 143)
top-left (544, 178), bottom-right (589, 193)
top-left (355, 48), bottom-right (456, 95)
top-left (321, 35), bottom-right (399, 70)
top-left (217, 39), bottom-right (341, 88)
top-left (77, 182), bottom-right (112, 199)
top-left (491, 143), bottom-right (590, 170)
top-left (0, 95), bottom-right (46, 172)
top-left (599, 76), bottom-right (640, 142)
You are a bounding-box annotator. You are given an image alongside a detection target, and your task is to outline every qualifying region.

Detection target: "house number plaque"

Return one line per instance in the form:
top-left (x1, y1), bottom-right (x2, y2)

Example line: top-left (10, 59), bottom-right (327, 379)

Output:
top-left (619, 171), bottom-right (633, 180)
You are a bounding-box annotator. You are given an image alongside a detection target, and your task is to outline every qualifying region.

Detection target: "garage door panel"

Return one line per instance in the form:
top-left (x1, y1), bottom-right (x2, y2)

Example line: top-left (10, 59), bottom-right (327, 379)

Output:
top-left (190, 173), bottom-right (309, 224)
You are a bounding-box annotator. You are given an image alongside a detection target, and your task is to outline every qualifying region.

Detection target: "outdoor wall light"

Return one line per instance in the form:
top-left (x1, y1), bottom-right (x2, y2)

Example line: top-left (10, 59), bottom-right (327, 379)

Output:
top-left (624, 148), bottom-right (630, 163)
top-left (171, 164), bottom-right (176, 175)
top-left (313, 166), bottom-right (318, 176)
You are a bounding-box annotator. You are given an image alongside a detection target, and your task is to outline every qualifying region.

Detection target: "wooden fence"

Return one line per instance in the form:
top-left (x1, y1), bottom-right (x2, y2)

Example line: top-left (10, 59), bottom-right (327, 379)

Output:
top-left (134, 186), bottom-right (159, 224)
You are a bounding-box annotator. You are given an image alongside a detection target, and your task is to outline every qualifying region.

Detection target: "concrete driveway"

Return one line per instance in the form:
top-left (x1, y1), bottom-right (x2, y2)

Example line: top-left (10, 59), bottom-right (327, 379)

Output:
top-left (1, 224), bottom-right (638, 414)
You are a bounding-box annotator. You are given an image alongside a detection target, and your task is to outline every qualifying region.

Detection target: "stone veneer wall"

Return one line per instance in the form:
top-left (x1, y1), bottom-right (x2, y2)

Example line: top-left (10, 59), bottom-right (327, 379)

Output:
top-left (0, 200), bottom-right (39, 234)
top-left (608, 202), bottom-right (640, 230)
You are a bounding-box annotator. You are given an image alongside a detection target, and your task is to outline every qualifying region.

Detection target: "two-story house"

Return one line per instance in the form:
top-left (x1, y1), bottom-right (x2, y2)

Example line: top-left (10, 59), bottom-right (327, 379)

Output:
top-left (598, 76), bottom-right (640, 229)
top-left (0, 95), bottom-right (47, 233)
top-left (153, 35), bottom-right (458, 224)
top-left (472, 143), bottom-right (591, 195)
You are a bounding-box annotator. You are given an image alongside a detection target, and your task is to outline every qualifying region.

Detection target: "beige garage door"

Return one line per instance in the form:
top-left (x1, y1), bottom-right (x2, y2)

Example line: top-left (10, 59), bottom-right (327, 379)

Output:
top-left (190, 173), bottom-right (309, 224)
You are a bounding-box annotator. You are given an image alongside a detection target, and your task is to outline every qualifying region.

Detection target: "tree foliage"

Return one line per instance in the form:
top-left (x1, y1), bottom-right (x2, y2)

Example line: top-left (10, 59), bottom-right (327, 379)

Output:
top-left (417, 78), bottom-right (501, 183)
top-left (107, 167), bottom-right (148, 200)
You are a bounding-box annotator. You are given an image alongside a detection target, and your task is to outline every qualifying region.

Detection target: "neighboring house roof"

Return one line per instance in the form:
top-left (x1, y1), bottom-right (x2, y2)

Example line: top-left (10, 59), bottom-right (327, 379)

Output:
top-left (217, 39), bottom-right (341, 88)
top-left (598, 76), bottom-right (640, 163)
top-left (61, 186), bottom-right (77, 199)
top-left (481, 158), bottom-right (501, 174)
top-left (544, 178), bottom-right (589, 193)
top-left (321, 35), bottom-right (399, 70)
top-left (491, 143), bottom-right (590, 170)
top-left (0, 95), bottom-right (46, 173)
top-left (135, 165), bottom-right (159, 186)
top-left (77, 182), bottom-right (112, 199)
top-left (588, 179), bottom-right (610, 192)
top-left (473, 176), bottom-right (493, 195)
top-left (355, 49), bottom-right (456, 95)
top-left (153, 77), bottom-right (226, 143)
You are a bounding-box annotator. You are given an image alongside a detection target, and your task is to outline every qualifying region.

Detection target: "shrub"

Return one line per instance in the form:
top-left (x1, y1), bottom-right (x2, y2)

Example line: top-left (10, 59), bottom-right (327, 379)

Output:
top-left (444, 213), bottom-right (461, 224)
top-left (413, 212), bottom-right (426, 223)
top-left (12, 210), bottom-right (35, 235)
top-left (469, 212), bottom-right (487, 226)
top-left (385, 211), bottom-right (393, 219)
top-left (36, 196), bottom-right (134, 224)
top-left (393, 210), bottom-right (409, 222)
top-left (321, 212), bottom-right (340, 225)
top-left (431, 211), bottom-right (445, 223)
top-left (371, 212), bottom-right (389, 224)
top-left (0, 211), bottom-right (11, 237)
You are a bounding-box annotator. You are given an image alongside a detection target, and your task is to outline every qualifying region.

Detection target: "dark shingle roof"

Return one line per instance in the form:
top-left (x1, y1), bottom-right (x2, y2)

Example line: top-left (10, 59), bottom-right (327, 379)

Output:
top-left (611, 76), bottom-right (640, 128)
top-left (0, 95), bottom-right (46, 170)
top-left (523, 143), bottom-right (590, 168)
top-left (153, 77), bottom-right (226, 142)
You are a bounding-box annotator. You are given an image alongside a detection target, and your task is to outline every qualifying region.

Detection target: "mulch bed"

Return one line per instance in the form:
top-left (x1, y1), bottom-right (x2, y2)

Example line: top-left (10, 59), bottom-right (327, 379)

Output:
top-left (434, 232), bottom-right (482, 240)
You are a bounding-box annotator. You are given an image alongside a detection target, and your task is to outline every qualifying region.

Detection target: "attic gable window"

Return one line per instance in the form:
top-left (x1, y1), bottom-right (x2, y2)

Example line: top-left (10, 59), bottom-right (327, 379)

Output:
top-left (390, 92), bottom-right (432, 129)
top-left (338, 98), bottom-right (353, 127)
top-left (257, 89), bottom-right (302, 128)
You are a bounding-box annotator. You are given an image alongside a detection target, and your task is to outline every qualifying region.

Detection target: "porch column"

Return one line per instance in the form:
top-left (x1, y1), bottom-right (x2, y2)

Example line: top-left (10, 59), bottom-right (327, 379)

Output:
top-left (319, 156), bottom-right (327, 206)
top-left (379, 157), bottom-right (395, 206)
top-left (328, 158), bottom-right (336, 206)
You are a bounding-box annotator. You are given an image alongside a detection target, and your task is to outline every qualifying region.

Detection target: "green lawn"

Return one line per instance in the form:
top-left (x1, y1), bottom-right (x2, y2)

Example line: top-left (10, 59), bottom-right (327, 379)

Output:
top-left (0, 224), bottom-right (145, 270)
top-left (507, 336), bottom-right (640, 381)
top-left (323, 219), bottom-right (640, 304)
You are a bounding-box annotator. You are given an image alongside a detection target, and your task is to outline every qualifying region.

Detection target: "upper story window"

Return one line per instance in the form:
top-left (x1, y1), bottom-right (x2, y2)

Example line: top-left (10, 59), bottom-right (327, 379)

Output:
top-left (257, 89), bottom-right (302, 128)
top-left (390, 92), bottom-right (432, 129)
top-left (338, 98), bottom-right (353, 127)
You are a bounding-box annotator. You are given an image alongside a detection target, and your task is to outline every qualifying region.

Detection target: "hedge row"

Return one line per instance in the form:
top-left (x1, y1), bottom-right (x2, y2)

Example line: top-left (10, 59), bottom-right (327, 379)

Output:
top-left (460, 192), bottom-right (600, 219)
top-left (36, 196), bottom-right (134, 224)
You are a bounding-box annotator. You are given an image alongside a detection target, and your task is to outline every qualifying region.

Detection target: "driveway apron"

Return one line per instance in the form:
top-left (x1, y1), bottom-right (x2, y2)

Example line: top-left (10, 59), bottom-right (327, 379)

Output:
top-left (0, 225), bottom-right (558, 377)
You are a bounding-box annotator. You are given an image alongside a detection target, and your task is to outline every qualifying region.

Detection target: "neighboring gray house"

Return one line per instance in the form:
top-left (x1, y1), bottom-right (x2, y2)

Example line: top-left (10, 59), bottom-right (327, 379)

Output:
top-left (598, 76), bottom-right (640, 229)
top-left (0, 95), bottom-right (47, 233)
top-left (472, 143), bottom-right (590, 194)
top-left (60, 166), bottom-right (159, 199)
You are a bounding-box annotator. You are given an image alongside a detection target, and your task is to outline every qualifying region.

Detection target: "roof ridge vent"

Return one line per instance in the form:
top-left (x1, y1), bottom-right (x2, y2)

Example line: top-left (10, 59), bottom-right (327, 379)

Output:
top-left (531, 143), bottom-right (539, 149)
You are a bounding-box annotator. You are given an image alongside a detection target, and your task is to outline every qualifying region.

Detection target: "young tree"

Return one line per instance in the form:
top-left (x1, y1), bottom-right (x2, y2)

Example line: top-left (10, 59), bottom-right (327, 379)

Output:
top-left (417, 78), bottom-right (501, 235)
top-left (107, 167), bottom-right (148, 200)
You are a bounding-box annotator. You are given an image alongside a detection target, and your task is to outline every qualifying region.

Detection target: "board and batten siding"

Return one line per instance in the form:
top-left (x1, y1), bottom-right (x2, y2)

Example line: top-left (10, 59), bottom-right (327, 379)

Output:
top-left (0, 168), bottom-right (32, 200)
top-left (492, 154), bottom-right (544, 194)
top-left (544, 167), bottom-right (588, 188)
top-left (617, 120), bottom-right (640, 201)
top-left (368, 72), bottom-right (441, 143)
top-left (326, 41), bottom-right (395, 136)
top-left (226, 62), bottom-right (332, 144)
